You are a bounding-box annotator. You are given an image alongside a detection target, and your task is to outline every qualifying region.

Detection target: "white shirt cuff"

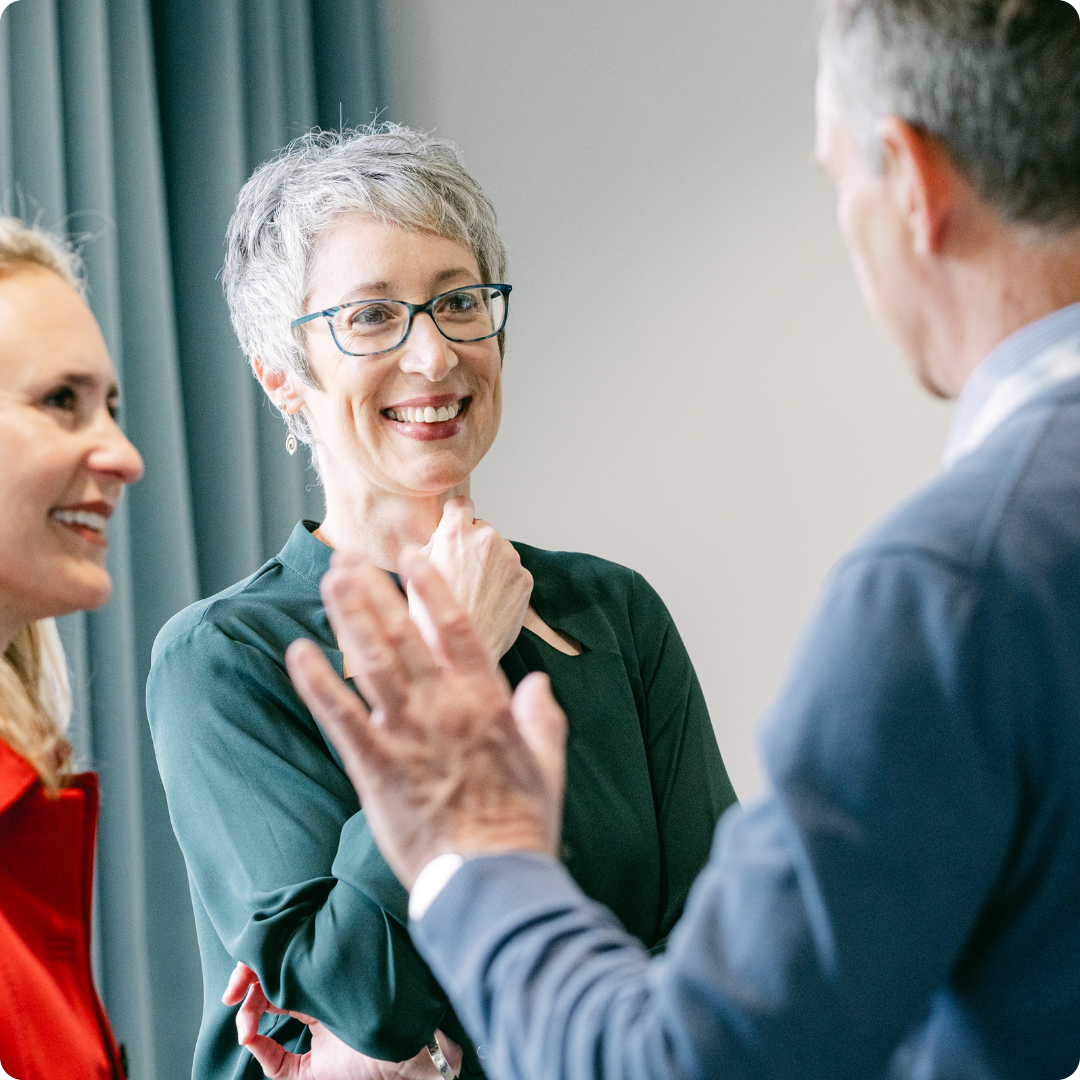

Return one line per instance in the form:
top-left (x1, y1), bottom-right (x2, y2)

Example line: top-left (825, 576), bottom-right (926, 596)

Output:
top-left (408, 853), bottom-right (465, 921)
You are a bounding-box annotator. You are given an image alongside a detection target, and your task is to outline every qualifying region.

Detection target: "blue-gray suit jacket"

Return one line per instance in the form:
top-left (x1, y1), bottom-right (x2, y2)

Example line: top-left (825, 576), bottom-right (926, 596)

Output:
top-left (411, 366), bottom-right (1080, 1079)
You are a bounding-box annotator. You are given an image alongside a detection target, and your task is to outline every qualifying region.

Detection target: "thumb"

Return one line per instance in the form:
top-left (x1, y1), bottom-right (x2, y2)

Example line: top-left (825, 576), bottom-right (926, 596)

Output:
top-left (511, 672), bottom-right (567, 809)
top-left (243, 1033), bottom-right (305, 1079)
top-left (439, 495), bottom-right (476, 531)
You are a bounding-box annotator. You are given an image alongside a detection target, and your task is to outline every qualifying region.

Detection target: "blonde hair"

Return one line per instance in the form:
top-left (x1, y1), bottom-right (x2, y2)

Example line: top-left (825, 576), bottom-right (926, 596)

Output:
top-left (0, 217), bottom-right (83, 791)
top-left (1, 622), bottom-right (73, 792)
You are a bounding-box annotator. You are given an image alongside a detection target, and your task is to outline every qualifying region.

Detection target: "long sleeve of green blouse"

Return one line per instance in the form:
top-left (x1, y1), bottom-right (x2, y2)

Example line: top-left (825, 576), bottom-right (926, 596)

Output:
top-left (147, 523), bottom-right (736, 1080)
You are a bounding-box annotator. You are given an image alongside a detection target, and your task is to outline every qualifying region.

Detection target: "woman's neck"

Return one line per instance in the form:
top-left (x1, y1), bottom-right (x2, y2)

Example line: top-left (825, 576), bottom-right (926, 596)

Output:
top-left (0, 598), bottom-right (28, 657)
top-left (316, 479), bottom-right (471, 570)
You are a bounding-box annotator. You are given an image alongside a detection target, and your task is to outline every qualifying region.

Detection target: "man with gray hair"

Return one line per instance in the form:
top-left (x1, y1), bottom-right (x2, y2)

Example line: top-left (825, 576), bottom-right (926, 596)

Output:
top-left (284, 2), bottom-right (1080, 1078)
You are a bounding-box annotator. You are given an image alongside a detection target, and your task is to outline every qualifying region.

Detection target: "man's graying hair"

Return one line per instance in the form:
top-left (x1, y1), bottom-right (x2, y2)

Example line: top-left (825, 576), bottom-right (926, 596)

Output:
top-left (821, 0), bottom-right (1080, 233)
top-left (223, 125), bottom-right (507, 446)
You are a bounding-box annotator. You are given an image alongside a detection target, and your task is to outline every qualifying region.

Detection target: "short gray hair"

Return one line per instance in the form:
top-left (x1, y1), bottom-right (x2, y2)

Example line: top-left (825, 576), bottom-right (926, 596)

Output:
top-left (223, 125), bottom-right (507, 444)
top-left (0, 217), bottom-right (84, 294)
top-left (821, 0), bottom-right (1080, 233)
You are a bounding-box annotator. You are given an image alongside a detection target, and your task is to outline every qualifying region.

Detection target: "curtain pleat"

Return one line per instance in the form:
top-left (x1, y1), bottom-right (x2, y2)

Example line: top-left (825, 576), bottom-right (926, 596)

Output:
top-left (2, 2), bottom-right (389, 1074)
top-left (312, 0), bottom-right (388, 131)
top-left (152, 0), bottom-right (264, 599)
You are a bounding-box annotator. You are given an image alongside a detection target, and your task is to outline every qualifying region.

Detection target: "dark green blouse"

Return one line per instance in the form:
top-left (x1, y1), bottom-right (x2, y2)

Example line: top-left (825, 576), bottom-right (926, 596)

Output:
top-left (147, 522), bottom-right (736, 1080)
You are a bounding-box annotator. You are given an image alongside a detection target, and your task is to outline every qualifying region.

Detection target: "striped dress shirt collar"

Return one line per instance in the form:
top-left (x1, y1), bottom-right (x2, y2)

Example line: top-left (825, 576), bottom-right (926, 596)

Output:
top-left (942, 301), bottom-right (1080, 470)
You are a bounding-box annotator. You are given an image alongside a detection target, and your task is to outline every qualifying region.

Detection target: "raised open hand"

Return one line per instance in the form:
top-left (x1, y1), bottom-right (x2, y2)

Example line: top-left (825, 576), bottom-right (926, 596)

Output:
top-left (414, 497), bottom-right (533, 664)
top-left (222, 963), bottom-right (461, 1079)
top-left (285, 548), bottom-right (566, 889)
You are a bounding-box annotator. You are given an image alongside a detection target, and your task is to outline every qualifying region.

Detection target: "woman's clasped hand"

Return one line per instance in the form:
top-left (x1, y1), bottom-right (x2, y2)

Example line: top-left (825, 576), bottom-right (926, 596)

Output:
top-left (223, 964), bottom-right (462, 1080)
top-left (410, 495), bottom-right (532, 669)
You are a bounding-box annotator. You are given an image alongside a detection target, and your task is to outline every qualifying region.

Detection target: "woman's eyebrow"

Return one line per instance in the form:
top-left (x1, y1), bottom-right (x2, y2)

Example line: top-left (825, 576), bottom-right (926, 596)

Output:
top-left (338, 268), bottom-right (480, 303)
top-left (57, 373), bottom-right (99, 388)
top-left (341, 280), bottom-right (393, 299)
top-left (430, 267), bottom-right (479, 288)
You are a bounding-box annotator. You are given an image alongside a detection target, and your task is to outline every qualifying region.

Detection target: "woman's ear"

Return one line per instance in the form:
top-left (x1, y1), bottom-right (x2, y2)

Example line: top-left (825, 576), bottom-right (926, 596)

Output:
top-left (252, 357), bottom-right (305, 415)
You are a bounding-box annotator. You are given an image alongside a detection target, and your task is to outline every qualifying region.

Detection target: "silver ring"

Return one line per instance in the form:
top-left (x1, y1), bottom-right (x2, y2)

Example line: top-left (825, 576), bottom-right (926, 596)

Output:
top-left (428, 1038), bottom-right (454, 1079)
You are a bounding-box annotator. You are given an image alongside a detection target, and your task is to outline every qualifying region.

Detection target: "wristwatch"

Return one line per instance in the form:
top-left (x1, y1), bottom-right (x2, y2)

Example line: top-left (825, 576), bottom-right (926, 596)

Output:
top-left (427, 1037), bottom-right (455, 1079)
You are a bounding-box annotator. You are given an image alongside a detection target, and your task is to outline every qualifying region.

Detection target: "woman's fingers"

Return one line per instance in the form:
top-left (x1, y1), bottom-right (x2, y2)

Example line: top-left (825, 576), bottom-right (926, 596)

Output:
top-left (399, 549), bottom-right (492, 674)
top-left (243, 1033), bottom-right (306, 1079)
top-left (222, 961), bottom-right (259, 1007)
top-left (286, 639), bottom-right (392, 796)
top-left (236, 981), bottom-right (281, 1046)
top-left (225, 962), bottom-right (294, 1057)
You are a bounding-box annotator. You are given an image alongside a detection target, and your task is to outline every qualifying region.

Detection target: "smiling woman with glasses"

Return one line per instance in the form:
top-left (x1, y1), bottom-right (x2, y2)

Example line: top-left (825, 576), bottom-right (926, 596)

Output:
top-left (146, 125), bottom-right (737, 1080)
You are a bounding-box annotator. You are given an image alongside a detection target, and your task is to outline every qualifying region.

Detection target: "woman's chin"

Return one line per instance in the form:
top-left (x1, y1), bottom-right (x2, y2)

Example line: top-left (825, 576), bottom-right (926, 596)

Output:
top-left (400, 473), bottom-right (472, 498)
top-left (39, 566), bottom-right (114, 618)
top-left (384, 451), bottom-right (478, 496)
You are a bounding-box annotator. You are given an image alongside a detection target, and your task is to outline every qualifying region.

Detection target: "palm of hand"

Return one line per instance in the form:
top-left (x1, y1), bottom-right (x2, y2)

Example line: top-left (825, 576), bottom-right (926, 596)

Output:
top-left (358, 666), bottom-right (557, 881)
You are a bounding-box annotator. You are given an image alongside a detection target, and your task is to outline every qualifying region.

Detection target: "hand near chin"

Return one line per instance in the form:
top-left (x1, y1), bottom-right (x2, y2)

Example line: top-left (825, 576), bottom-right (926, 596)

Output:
top-left (413, 496), bottom-right (533, 663)
top-left (285, 547), bottom-right (567, 889)
top-left (223, 963), bottom-right (462, 1079)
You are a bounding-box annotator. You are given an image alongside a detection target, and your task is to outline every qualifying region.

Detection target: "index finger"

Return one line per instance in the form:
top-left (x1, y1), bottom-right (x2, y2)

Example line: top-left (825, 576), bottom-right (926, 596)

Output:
top-left (400, 547), bottom-right (493, 674)
top-left (222, 962), bottom-right (259, 1007)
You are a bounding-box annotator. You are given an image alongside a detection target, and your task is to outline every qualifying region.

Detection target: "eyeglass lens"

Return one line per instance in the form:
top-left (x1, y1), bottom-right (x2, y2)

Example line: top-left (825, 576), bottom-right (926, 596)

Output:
top-left (330, 287), bottom-right (506, 356)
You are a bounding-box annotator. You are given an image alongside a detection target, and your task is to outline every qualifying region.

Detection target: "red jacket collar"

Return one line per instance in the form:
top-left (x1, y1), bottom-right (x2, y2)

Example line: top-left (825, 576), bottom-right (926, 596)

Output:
top-left (0, 736), bottom-right (41, 816)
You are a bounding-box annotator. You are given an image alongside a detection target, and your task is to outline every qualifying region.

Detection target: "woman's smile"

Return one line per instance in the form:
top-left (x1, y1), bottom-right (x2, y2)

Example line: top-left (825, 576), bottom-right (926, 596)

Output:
top-left (382, 394), bottom-right (472, 440)
top-left (49, 499), bottom-right (114, 547)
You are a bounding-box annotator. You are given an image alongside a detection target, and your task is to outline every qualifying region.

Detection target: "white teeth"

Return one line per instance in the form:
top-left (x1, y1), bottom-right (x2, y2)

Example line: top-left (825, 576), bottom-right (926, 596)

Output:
top-left (387, 398), bottom-right (466, 423)
top-left (52, 509), bottom-right (107, 532)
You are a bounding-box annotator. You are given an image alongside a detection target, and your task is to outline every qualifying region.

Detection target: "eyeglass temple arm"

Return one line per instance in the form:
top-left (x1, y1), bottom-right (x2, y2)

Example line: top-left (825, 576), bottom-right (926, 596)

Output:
top-left (290, 310), bottom-right (330, 328)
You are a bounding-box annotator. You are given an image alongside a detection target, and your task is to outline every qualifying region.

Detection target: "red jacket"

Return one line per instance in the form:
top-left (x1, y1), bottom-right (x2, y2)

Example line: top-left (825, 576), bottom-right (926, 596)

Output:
top-left (0, 738), bottom-right (124, 1079)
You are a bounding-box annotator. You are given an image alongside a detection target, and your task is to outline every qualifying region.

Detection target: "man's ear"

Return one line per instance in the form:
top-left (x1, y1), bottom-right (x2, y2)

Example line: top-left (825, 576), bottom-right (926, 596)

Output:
top-left (252, 357), bottom-right (306, 415)
top-left (877, 118), bottom-right (957, 259)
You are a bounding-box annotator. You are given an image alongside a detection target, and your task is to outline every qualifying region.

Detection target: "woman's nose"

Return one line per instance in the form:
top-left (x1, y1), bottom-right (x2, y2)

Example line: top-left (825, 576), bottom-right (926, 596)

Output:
top-left (87, 413), bottom-right (145, 486)
top-left (398, 312), bottom-right (459, 382)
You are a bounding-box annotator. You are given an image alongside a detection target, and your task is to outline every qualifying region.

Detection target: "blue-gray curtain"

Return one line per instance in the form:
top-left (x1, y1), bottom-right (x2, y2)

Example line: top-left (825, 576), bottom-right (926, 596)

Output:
top-left (0, 2), bottom-right (389, 1076)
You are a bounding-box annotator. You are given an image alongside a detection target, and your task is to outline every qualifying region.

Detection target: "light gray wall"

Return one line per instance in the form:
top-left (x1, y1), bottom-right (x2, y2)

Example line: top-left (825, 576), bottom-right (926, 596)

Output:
top-left (385, 0), bottom-right (953, 798)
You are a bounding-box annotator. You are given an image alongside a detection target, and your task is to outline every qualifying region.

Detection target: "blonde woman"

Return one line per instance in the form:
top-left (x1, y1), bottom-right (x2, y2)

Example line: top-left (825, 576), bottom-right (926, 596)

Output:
top-left (0, 219), bottom-right (144, 1080)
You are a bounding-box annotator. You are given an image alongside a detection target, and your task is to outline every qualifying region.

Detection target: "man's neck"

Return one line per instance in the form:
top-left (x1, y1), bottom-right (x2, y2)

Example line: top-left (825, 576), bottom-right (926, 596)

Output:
top-left (932, 227), bottom-right (1080, 398)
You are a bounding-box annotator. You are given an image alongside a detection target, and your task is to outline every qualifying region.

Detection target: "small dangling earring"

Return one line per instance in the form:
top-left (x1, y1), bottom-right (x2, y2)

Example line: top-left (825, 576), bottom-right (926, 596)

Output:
top-left (285, 430), bottom-right (298, 456)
